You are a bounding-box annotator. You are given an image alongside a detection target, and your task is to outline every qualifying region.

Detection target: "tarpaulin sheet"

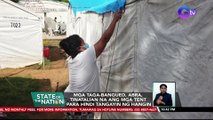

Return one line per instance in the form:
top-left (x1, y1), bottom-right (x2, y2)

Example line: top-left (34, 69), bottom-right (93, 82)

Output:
top-left (69, 0), bottom-right (126, 15)
top-left (0, 0), bottom-right (42, 69)
top-left (67, 0), bottom-right (213, 119)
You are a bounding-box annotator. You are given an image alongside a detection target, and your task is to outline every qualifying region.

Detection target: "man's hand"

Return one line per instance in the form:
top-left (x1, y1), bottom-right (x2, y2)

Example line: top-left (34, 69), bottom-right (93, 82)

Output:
top-left (113, 11), bottom-right (123, 22)
top-left (159, 96), bottom-right (163, 100)
top-left (156, 96), bottom-right (165, 105)
top-left (161, 101), bottom-right (165, 105)
top-left (156, 99), bottom-right (162, 105)
top-left (94, 10), bottom-right (123, 58)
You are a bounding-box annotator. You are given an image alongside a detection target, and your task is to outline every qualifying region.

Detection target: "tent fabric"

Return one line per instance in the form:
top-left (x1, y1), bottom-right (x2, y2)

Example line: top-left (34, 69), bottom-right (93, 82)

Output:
top-left (69, 0), bottom-right (126, 15)
top-left (67, 0), bottom-right (213, 119)
top-left (0, 0), bottom-right (42, 69)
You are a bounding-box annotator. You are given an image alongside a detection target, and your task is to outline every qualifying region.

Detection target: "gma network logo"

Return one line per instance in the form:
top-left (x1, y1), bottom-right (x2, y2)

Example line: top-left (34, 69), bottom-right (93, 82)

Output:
top-left (177, 5), bottom-right (196, 19)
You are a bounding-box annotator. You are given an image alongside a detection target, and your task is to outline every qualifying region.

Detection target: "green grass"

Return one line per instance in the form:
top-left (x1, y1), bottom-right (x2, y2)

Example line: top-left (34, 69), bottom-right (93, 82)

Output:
top-left (0, 77), bottom-right (61, 119)
top-left (57, 83), bottom-right (68, 92)
top-left (0, 77), bottom-right (42, 106)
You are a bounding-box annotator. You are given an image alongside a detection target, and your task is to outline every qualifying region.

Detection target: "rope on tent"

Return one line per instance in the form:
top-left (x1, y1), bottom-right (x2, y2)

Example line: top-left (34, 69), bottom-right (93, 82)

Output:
top-left (104, 0), bottom-right (142, 93)
top-left (1, 69), bottom-right (26, 90)
top-left (100, 0), bottom-right (141, 117)
top-left (105, 15), bottom-right (121, 92)
top-left (100, 14), bottom-right (121, 120)
top-left (3, 77), bottom-right (20, 90)
top-left (103, 0), bottom-right (140, 92)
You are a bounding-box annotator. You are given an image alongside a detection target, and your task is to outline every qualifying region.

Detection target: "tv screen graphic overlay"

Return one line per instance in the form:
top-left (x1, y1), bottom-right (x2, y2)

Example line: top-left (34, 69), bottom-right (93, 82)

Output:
top-left (0, 92), bottom-right (157, 113)
top-left (0, 91), bottom-right (212, 113)
top-left (152, 82), bottom-right (213, 112)
top-left (64, 92), bottom-right (158, 112)
top-left (152, 82), bottom-right (176, 107)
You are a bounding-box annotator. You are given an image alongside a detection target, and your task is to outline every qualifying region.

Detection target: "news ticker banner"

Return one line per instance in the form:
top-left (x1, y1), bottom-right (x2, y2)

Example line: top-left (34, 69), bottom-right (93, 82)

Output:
top-left (0, 107), bottom-right (158, 112)
top-left (20, 92), bottom-right (210, 112)
top-left (65, 92), bottom-right (153, 107)
top-left (0, 107), bottom-right (213, 112)
top-left (31, 92), bottom-right (154, 107)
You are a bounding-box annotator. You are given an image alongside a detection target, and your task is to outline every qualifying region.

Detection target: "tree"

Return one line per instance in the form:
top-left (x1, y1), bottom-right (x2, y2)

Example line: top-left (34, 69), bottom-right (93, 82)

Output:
top-left (10, 0), bottom-right (19, 3)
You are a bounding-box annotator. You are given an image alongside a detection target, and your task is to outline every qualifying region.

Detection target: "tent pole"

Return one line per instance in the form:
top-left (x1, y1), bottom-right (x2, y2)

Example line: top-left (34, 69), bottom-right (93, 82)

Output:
top-left (43, 57), bottom-right (45, 70)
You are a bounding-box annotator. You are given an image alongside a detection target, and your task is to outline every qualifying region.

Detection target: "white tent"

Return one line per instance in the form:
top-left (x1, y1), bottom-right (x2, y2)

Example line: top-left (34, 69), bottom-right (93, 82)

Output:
top-left (67, 0), bottom-right (213, 119)
top-left (19, 0), bottom-right (69, 28)
top-left (0, 0), bottom-right (42, 69)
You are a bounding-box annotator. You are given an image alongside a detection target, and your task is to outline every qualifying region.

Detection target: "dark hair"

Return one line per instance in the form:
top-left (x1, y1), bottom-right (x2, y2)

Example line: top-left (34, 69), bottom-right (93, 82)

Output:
top-left (59, 34), bottom-right (82, 59)
top-left (160, 84), bottom-right (167, 88)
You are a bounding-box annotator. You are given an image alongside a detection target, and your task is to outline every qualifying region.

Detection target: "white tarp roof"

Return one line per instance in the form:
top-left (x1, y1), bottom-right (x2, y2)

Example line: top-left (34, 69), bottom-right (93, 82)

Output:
top-left (0, 0), bottom-right (42, 69)
top-left (19, 0), bottom-right (69, 24)
top-left (67, 0), bottom-right (213, 119)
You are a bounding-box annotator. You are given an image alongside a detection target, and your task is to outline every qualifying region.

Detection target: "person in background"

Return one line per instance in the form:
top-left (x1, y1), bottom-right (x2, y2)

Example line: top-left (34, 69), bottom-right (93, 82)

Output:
top-left (59, 11), bottom-right (123, 119)
top-left (154, 84), bottom-right (173, 106)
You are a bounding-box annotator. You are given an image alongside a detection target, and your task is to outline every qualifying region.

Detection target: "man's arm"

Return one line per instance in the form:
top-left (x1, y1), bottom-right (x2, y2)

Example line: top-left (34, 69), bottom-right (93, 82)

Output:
top-left (153, 94), bottom-right (159, 106)
top-left (94, 11), bottom-right (123, 58)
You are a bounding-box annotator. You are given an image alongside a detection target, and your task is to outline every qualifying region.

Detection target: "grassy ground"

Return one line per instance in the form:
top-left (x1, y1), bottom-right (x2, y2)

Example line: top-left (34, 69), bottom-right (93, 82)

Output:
top-left (0, 77), bottom-right (41, 106)
top-left (0, 77), bottom-right (65, 119)
top-left (57, 83), bottom-right (68, 92)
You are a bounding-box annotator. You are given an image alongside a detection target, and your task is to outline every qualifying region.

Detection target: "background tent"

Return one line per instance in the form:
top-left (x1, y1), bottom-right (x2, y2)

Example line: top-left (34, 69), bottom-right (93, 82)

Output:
top-left (0, 0), bottom-right (42, 69)
top-left (67, 0), bottom-right (213, 119)
top-left (19, 0), bottom-right (69, 29)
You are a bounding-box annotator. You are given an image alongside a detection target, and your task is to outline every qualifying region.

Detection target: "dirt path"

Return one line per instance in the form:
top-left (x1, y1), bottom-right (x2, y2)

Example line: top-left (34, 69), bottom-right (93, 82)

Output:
top-left (0, 60), bottom-right (69, 91)
top-left (0, 60), bottom-right (69, 119)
